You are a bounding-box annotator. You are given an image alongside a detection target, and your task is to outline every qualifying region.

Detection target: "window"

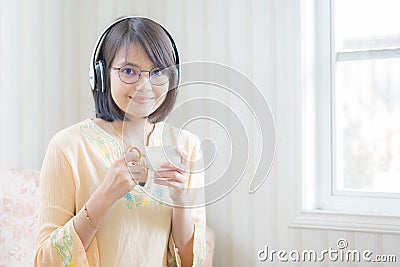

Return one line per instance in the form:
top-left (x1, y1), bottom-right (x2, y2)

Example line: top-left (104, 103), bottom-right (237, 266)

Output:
top-left (333, 0), bottom-right (400, 196)
top-left (304, 0), bottom-right (400, 215)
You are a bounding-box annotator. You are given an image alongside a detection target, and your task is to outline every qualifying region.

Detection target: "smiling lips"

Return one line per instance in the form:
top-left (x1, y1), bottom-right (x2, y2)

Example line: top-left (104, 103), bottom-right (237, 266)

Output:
top-left (129, 95), bottom-right (154, 104)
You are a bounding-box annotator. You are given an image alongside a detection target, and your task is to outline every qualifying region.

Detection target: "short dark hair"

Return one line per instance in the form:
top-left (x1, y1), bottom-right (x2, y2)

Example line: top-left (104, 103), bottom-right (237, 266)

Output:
top-left (92, 17), bottom-right (179, 123)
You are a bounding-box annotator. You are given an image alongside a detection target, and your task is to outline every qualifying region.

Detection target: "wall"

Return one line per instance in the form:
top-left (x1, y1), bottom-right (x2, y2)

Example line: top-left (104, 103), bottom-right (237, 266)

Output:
top-left (0, 0), bottom-right (398, 266)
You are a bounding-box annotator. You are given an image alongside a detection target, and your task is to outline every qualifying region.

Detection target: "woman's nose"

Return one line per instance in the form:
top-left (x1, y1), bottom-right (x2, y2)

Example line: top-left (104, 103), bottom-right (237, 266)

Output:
top-left (135, 73), bottom-right (152, 91)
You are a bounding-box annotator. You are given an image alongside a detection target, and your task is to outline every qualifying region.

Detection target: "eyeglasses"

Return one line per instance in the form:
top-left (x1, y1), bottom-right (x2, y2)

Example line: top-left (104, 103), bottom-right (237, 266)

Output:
top-left (111, 64), bottom-right (171, 86)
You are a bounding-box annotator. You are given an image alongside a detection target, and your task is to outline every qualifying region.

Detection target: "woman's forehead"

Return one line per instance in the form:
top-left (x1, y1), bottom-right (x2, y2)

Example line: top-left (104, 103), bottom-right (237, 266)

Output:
top-left (114, 41), bottom-right (154, 68)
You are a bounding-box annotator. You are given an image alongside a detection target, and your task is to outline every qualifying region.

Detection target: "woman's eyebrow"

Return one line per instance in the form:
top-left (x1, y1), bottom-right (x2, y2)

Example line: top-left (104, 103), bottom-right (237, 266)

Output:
top-left (116, 60), bottom-right (156, 69)
top-left (116, 60), bottom-right (138, 66)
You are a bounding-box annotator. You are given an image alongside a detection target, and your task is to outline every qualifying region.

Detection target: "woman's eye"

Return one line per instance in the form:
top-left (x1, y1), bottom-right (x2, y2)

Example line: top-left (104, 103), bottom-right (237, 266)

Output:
top-left (151, 69), bottom-right (162, 76)
top-left (123, 68), bottom-right (136, 75)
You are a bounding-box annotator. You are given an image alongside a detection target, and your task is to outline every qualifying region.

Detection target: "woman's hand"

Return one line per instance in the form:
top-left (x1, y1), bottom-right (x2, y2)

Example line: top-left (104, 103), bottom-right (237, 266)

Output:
top-left (152, 148), bottom-right (190, 206)
top-left (97, 150), bottom-right (147, 205)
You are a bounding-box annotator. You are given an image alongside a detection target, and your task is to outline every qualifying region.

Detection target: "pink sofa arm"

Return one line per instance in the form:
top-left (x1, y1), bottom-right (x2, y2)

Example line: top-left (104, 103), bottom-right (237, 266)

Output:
top-left (0, 169), bottom-right (40, 267)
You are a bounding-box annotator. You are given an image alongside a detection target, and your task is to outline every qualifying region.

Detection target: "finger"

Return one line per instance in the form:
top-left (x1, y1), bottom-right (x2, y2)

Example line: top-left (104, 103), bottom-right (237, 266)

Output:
top-left (154, 171), bottom-right (186, 184)
top-left (176, 147), bottom-right (189, 166)
top-left (113, 155), bottom-right (128, 167)
top-left (152, 177), bottom-right (174, 182)
top-left (126, 160), bottom-right (139, 168)
top-left (129, 177), bottom-right (137, 188)
top-left (128, 171), bottom-right (147, 183)
top-left (159, 161), bottom-right (186, 173)
top-left (129, 169), bottom-right (148, 183)
top-left (127, 163), bottom-right (147, 173)
top-left (153, 179), bottom-right (186, 188)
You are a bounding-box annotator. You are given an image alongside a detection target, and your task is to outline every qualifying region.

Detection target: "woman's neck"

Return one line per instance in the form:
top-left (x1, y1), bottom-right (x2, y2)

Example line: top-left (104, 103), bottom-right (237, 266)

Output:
top-left (111, 117), bottom-right (154, 147)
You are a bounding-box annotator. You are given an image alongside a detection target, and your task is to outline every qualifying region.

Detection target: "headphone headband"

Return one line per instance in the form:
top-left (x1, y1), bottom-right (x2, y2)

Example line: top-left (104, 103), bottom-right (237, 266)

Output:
top-left (88, 16), bottom-right (180, 92)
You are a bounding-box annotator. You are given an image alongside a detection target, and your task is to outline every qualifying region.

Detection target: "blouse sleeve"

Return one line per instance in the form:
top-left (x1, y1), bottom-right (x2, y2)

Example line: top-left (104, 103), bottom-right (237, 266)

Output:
top-left (167, 135), bottom-right (207, 267)
top-left (34, 137), bottom-right (99, 267)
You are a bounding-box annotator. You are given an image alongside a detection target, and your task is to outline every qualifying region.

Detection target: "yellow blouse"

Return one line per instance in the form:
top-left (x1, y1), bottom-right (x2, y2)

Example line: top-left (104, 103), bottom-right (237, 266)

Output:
top-left (34, 119), bottom-right (206, 267)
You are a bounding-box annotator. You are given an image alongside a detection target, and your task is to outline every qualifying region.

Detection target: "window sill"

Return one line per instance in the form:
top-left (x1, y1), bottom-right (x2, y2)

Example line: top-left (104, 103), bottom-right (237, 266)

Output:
top-left (290, 210), bottom-right (400, 234)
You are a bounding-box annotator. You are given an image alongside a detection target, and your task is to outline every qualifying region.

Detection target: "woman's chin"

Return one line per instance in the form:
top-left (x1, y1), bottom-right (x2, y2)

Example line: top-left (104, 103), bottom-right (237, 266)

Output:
top-left (123, 100), bottom-right (162, 120)
top-left (125, 107), bottom-right (157, 119)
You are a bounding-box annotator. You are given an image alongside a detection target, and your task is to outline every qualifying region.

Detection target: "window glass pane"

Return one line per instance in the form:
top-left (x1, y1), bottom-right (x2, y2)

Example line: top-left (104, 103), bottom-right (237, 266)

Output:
top-left (334, 58), bottom-right (400, 193)
top-left (335, 0), bottom-right (400, 52)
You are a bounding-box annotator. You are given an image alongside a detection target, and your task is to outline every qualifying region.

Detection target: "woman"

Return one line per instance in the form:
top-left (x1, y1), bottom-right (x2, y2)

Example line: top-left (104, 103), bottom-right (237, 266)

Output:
top-left (34, 17), bottom-right (206, 267)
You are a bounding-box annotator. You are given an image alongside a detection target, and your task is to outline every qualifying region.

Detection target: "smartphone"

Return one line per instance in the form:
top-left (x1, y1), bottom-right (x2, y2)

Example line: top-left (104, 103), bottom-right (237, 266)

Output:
top-left (144, 145), bottom-right (182, 172)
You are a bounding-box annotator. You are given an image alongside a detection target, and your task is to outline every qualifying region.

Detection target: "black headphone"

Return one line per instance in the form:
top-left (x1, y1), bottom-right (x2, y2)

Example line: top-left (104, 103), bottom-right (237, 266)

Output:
top-left (88, 16), bottom-right (180, 93)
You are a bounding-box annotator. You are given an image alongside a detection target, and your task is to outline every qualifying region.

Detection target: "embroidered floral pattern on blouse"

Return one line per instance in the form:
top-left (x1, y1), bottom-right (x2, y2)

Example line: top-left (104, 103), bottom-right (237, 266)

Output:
top-left (79, 120), bottom-right (122, 169)
top-left (155, 188), bottom-right (164, 198)
top-left (141, 198), bottom-right (150, 206)
top-left (167, 256), bottom-right (177, 267)
top-left (50, 226), bottom-right (75, 267)
top-left (124, 189), bottom-right (164, 209)
top-left (124, 193), bottom-right (141, 209)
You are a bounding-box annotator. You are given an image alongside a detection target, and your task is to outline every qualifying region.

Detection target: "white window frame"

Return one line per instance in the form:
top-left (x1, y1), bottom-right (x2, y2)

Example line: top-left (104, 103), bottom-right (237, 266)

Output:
top-left (291, 0), bottom-right (400, 233)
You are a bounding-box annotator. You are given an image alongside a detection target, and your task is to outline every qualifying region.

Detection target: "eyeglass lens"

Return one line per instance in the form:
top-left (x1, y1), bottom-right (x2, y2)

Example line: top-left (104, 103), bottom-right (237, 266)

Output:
top-left (118, 65), bottom-right (170, 85)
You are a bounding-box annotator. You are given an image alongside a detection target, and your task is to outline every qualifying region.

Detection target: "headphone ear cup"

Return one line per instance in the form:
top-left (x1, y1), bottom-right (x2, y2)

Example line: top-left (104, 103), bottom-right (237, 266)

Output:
top-left (94, 60), bottom-right (106, 92)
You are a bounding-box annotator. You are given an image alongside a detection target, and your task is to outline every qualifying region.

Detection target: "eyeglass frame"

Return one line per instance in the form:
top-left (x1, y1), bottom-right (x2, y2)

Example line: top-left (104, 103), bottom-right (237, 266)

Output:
top-left (111, 64), bottom-right (171, 86)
